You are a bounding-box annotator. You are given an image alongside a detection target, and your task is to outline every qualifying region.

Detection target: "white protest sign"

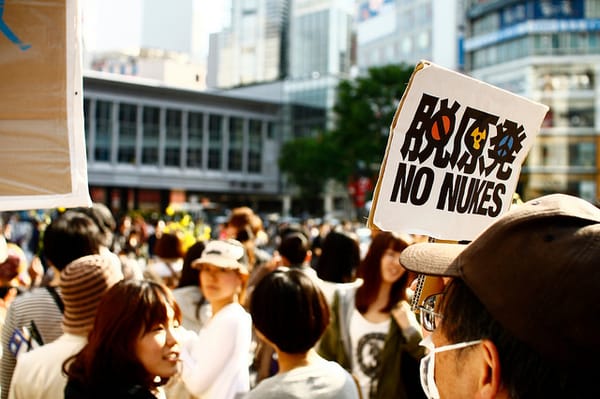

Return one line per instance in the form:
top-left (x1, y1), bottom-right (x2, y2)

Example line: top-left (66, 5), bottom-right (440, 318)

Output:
top-left (0, 0), bottom-right (90, 211)
top-left (368, 61), bottom-right (549, 241)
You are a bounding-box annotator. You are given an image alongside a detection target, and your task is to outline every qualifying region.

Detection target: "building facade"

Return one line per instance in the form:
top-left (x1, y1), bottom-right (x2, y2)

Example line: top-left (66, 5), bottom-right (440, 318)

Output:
top-left (464, 0), bottom-right (600, 203)
top-left (83, 72), bottom-right (283, 216)
top-left (356, 0), bottom-right (465, 71)
top-left (207, 0), bottom-right (290, 88)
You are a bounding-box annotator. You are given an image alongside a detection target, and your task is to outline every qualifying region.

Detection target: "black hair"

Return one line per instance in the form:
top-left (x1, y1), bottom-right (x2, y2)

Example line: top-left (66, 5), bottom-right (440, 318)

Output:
top-left (250, 269), bottom-right (329, 354)
top-left (315, 231), bottom-right (360, 283)
top-left (277, 232), bottom-right (309, 267)
top-left (441, 278), bottom-right (599, 399)
top-left (43, 211), bottom-right (102, 271)
top-left (75, 203), bottom-right (117, 249)
top-left (178, 241), bottom-right (205, 288)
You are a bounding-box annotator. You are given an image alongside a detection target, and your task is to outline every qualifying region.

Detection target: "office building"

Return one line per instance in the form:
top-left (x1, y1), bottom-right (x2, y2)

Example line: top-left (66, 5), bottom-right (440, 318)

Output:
top-left (83, 72), bottom-right (283, 215)
top-left (356, 0), bottom-right (465, 71)
top-left (464, 0), bottom-right (600, 203)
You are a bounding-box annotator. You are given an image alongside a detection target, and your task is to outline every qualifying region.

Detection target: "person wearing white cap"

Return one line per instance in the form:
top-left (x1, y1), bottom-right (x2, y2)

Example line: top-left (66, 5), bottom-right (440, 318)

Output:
top-left (8, 255), bottom-right (122, 399)
top-left (179, 239), bottom-right (252, 399)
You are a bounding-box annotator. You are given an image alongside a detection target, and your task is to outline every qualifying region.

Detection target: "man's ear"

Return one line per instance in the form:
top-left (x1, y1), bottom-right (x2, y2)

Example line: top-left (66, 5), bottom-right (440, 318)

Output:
top-left (475, 339), bottom-right (506, 399)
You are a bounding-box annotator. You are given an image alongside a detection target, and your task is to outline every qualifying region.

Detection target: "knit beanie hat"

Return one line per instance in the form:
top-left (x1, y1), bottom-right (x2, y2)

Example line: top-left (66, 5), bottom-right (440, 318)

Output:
top-left (60, 255), bottom-right (122, 335)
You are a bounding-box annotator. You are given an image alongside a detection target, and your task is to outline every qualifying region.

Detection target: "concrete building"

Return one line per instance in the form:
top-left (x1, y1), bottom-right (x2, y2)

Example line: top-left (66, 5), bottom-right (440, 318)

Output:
top-left (207, 0), bottom-right (290, 88)
top-left (356, 0), bottom-right (465, 71)
top-left (83, 72), bottom-right (284, 216)
top-left (464, 0), bottom-right (600, 203)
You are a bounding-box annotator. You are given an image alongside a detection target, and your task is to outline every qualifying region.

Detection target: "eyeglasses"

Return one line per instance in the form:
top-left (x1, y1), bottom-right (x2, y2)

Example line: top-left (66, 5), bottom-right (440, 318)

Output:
top-left (418, 293), bottom-right (444, 332)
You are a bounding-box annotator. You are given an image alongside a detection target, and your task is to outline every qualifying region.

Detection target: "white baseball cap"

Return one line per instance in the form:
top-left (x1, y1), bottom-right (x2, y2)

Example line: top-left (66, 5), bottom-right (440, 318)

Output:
top-left (191, 239), bottom-right (248, 274)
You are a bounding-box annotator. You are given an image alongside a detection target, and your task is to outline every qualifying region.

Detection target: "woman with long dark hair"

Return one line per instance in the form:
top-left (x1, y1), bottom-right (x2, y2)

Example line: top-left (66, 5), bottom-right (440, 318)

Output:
top-left (319, 231), bottom-right (425, 399)
top-left (63, 280), bottom-right (181, 399)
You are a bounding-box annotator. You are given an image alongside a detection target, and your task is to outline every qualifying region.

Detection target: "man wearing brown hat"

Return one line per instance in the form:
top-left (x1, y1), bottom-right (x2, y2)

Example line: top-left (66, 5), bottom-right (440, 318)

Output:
top-left (399, 193), bottom-right (600, 398)
top-left (8, 255), bottom-right (122, 399)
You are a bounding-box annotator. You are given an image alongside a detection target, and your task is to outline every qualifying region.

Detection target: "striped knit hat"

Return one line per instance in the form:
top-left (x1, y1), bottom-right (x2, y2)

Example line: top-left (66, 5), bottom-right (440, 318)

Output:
top-left (60, 255), bottom-right (122, 335)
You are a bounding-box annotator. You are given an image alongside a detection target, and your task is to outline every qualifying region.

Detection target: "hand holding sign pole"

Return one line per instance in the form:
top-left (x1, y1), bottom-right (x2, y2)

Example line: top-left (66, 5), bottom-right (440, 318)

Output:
top-left (367, 61), bottom-right (548, 311)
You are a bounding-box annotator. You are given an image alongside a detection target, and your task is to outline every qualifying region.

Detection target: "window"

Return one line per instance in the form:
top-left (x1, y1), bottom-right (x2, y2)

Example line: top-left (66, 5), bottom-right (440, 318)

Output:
top-left (118, 103), bottom-right (137, 164)
top-left (228, 117), bottom-right (244, 171)
top-left (187, 112), bottom-right (203, 168)
top-left (142, 106), bottom-right (159, 165)
top-left (165, 109), bottom-right (182, 167)
top-left (248, 120), bottom-right (262, 173)
top-left (208, 115), bottom-right (222, 170)
top-left (95, 100), bottom-right (112, 162)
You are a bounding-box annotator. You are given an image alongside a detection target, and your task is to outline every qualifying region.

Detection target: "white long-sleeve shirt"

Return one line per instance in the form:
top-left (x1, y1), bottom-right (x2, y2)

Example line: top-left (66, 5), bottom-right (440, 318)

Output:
top-left (180, 303), bottom-right (252, 399)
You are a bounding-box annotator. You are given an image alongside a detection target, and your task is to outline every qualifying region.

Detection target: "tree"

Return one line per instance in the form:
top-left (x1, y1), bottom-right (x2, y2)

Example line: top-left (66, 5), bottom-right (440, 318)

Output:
top-left (278, 134), bottom-right (339, 205)
top-left (328, 64), bottom-right (414, 182)
top-left (278, 64), bottom-right (415, 207)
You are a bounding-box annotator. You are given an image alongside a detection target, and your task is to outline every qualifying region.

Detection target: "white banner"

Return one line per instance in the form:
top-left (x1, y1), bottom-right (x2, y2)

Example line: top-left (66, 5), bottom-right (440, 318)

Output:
top-left (368, 61), bottom-right (549, 241)
top-left (0, 0), bottom-right (90, 211)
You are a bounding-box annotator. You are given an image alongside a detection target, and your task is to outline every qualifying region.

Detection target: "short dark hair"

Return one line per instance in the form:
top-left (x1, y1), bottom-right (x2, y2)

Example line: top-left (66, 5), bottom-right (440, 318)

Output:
top-left (316, 231), bottom-right (360, 283)
top-left (43, 211), bottom-right (102, 270)
top-left (153, 232), bottom-right (185, 259)
top-left (75, 203), bottom-right (117, 249)
top-left (440, 278), bottom-right (599, 399)
top-left (250, 269), bottom-right (329, 354)
top-left (277, 232), bottom-right (309, 266)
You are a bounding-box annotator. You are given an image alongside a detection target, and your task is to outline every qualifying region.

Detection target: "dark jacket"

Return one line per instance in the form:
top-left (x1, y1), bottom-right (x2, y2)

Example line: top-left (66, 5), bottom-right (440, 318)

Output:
top-left (64, 379), bottom-right (159, 399)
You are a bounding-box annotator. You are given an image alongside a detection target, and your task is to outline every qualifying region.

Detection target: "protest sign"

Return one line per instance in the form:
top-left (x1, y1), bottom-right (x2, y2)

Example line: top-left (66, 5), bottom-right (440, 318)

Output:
top-left (368, 61), bottom-right (548, 241)
top-left (0, 0), bottom-right (90, 211)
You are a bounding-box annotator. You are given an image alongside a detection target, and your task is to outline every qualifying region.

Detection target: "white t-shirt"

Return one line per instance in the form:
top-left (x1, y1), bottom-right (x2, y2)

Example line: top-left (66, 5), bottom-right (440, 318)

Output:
top-left (244, 356), bottom-right (359, 399)
top-left (349, 309), bottom-right (390, 399)
top-left (8, 333), bottom-right (87, 399)
top-left (180, 302), bottom-right (252, 399)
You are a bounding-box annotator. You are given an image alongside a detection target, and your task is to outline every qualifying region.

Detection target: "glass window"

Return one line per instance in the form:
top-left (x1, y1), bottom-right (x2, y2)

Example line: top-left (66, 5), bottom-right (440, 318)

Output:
top-left (187, 112), bottom-right (203, 168)
top-left (165, 109), bottom-right (182, 167)
top-left (142, 106), bottom-right (159, 165)
top-left (95, 100), bottom-right (112, 162)
top-left (570, 141), bottom-right (596, 167)
top-left (248, 120), bottom-right (262, 173)
top-left (267, 121), bottom-right (275, 139)
top-left (228, 117), bottom-right (244, 171)
top-left (208, 115), bottom-right (222, 170)
top-left (535, 137), bottom-right (596, 168)
top-left (586, 0), bottom-right (600, 18)
top-left (118, 103), bottom-right (137, 164)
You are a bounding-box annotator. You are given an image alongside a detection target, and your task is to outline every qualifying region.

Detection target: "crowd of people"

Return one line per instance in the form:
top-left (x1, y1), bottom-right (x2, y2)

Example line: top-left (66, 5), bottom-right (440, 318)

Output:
top-left (0, 192), bottom-right (598, 398)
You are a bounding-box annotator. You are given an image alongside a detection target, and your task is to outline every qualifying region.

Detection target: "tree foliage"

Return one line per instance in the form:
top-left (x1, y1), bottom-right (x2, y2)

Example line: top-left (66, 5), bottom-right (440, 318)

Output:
top-left (279, 64), bottom-right (415, 196)
top-left (278, 134), bottom-right (339, 200)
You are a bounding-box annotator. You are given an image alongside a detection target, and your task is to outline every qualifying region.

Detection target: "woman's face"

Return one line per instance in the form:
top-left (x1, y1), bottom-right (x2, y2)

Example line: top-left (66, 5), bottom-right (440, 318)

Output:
top-left (380, 247), bottom-right (406, 284)
top-left (199, 263), bottom-right (243, 308)
top-left (135, 305), bottom-right (180, 379)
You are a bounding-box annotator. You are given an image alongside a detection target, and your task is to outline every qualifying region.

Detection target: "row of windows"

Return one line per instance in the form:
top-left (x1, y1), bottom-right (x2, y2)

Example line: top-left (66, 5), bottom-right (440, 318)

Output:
top-left (469, 31), bottom-right (600, 68)
top-left (471, 0), bottom-right (600, 36)
top-left (527, 138), bottom-right (596, 168)
top-left (85, 99), bottom-right (268, 174)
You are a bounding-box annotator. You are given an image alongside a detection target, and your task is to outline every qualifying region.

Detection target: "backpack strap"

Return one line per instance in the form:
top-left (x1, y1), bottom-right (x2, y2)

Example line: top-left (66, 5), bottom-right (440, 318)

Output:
top-left (45, 286), bottom-right (64, 313)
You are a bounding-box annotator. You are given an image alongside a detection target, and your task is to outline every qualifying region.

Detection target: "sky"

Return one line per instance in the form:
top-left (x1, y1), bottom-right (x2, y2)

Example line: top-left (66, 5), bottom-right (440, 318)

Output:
top-left (81, 0), bottom-right (228, 56)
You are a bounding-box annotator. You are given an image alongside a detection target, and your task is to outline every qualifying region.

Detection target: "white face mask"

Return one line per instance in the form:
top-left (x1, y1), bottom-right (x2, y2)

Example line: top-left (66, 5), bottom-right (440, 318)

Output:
top-left (419, 335), bottom-right (482, 399)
